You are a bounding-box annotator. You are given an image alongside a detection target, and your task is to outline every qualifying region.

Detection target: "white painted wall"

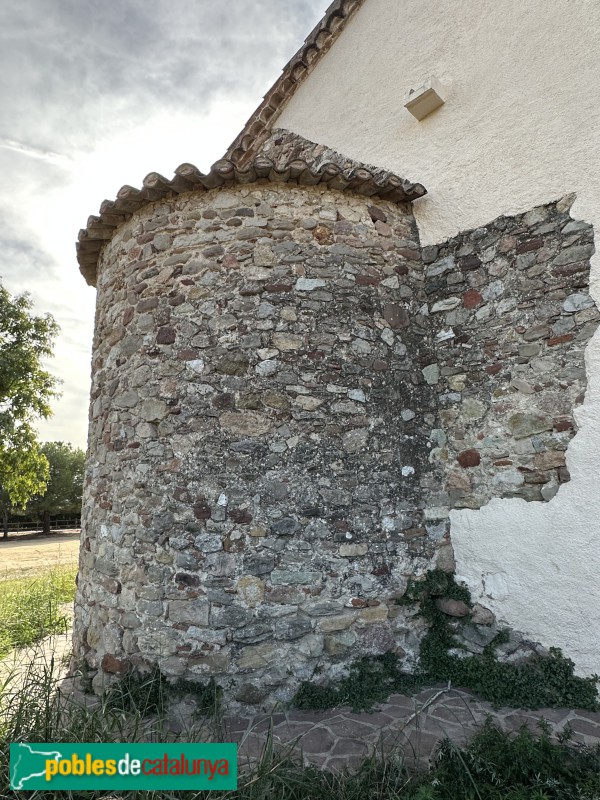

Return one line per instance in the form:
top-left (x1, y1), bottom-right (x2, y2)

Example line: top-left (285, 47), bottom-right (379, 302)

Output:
top-left (277, 0), bottom-right (600, 675)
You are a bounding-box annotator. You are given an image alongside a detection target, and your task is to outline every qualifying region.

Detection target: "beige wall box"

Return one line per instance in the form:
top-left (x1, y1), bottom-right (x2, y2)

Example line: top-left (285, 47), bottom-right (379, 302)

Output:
top-left (404, 77), bottom-right (446, 120)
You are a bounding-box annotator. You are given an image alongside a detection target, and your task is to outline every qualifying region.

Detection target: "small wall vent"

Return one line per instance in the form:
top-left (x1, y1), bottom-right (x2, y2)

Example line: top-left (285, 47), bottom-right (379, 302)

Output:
top-left (404, 77), bottom-right (446, 121)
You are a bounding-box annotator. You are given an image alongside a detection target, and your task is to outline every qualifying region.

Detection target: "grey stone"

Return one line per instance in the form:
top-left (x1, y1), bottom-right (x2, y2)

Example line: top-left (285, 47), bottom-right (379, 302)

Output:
top-left (271, 518), bottom-right (301, 536)
top-left (435, 598), bottom-right (470, 617)
top-left (553, 243), bottom-right (594, 265)
top-left (274, 616), bottom-right (312, 640)
top-left (271, 570), bottom-right (322, 585)
top-left (563, 293), bottom-right (595, 313)
top-left (508, 412), bottom-right (553, 438)
top-left (168, 599), bottom-right (210, 626)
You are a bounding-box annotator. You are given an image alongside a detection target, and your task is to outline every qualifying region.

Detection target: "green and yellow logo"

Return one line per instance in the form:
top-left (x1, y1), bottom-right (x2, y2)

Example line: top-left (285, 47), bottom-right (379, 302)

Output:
top-left (10, 742), bottom-right (237, 790)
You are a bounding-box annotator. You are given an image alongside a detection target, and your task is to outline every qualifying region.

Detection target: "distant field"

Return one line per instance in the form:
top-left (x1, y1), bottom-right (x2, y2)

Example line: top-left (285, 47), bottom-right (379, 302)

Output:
top-left (0, 532), bottom-right (80, 581)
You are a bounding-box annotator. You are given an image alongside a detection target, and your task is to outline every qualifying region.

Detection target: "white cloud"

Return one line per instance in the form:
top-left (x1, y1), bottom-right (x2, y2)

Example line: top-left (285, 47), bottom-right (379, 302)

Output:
top-left (0, 0), bottom-right (329, 448)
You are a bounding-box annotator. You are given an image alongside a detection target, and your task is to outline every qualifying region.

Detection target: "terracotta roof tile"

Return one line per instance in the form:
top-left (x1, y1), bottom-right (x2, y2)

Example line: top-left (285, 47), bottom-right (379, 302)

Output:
top-left (77, 134), bottom-right (426, 285)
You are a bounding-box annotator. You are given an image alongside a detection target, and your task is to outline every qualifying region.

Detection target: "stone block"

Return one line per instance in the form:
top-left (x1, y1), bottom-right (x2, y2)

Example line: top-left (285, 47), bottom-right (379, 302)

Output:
top-left (168, 599), bottom-right (210, 626)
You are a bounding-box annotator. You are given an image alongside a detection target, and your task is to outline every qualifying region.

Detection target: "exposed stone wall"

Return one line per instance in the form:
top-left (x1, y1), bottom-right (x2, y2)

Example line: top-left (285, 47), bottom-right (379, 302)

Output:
top-left (421, 197), bottom-right (597, 509)
top-left (74, 180), bottom-right (596, 710)
top-left (75, 183), bottom-right (443, 709)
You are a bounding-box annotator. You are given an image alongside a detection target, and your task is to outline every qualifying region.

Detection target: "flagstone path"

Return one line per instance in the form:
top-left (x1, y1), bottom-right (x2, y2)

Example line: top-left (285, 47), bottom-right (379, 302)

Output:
top-left (222, 685), bottom-right (600, 773)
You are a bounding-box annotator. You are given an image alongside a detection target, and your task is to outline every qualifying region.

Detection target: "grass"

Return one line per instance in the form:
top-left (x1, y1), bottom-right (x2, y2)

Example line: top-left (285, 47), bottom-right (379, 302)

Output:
top-left (1, 654), bottom-right (600, 799)
top-left (0, 566), bottom-right (76, 658)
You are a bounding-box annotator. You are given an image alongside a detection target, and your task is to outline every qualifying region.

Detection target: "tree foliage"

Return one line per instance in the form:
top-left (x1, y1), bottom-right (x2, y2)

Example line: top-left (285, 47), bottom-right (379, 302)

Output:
top-left (0, 283), bottom-right (59, 447)
top-left (27, 442), bottom-right (85, 533)
top-left (0, 283), bottom-right (59, 535)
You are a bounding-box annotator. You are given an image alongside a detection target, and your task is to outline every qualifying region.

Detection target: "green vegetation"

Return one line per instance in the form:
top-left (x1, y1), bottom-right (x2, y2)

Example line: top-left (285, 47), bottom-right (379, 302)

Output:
top-left (0, 283), bottom-right (60, 536)
top-left (26, 442), bottom-right (85, 534)
top-left (0, 566), bottom-right (76, 657)
top-left (294, 570), bottom-right (599, 713)
top-left (409, 719), bottom-right (600, 800)
top-left (1, 655), bottom-right (600, 800)
top-left (101, 665), bottom-right (222, 718)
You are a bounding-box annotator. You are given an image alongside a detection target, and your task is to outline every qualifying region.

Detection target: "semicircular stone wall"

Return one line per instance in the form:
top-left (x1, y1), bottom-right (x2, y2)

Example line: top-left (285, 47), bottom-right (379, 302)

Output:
top-left (74, 179), bottom-right (597, 709)
top-left (74, 182), bottom-right (446, 707)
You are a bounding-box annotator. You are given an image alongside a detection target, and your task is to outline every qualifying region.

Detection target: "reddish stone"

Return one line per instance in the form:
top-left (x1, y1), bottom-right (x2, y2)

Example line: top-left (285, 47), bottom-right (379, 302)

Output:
top-left (368, 205), bottom-right (387, 223)
top-left (312, 225), bottom-right (334, 245)
top-left (372, 360), bottom-right (389, 371)
top-left (371, 564), bottom-right (391, 576)
top-left (307, 350), bottom-right (325, 360)
top-left (397, 248), bottom-right (420, 261)
top-left (229, 508), bottom-right (253, 524)
top-left (101, 654), bottom-right (131, 675)
top-left (463, 289), bottom-right (483, 309)
top-left (333, 519), bottom-right (349, 531)
top-left (435, 598), bottom-right (470, 617)
top-left (383, 303), bottom-right (409, 329)
top-left (553, 261), bottom-right (588, 277)
top-left (356, 275), bottom-right (380, 286)
top-left (123, 307), bottom-right (134, 326)
top-left (558, 466), bottom-right (571, 483)
top-left (516, 238), bottom-right (544, 253)
top-left (265, 282), bottom-right (292, 293)
top-left (127, 442), bottom-right (141, 449)
top-left (169, 294), bottom-right (185, 306)
top-left (193, 500), bottom-right (212, 520)
top-left (177, 349), bottom-right (198, 361)
top-left (181, 278), bottom-right (195, 286)
top-left (157, 327), bottom-right (176, 345)
top-left (222, 255), bottom-right (239, 269)
top-left (394, 264), bottom-right (409, 275)
top-left (494, 459), bottom-right (513, 467)
top-left (375, 220), bottom-right (392, 237)
top-left (548, 334), bottom-right (575, 346)
top-left (486, 363), bottom-right (503, 375)
top-left (457, 449), bottom-right (481, 468)
top-left (351, 598), bottom-right (369, 608)
top-left (554, 419), bottom-right (574, 432)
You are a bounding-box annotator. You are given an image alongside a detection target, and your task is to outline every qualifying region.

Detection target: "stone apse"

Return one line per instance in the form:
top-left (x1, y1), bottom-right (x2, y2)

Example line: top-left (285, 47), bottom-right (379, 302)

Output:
top-left (74, 133), bottom-right (597, 708)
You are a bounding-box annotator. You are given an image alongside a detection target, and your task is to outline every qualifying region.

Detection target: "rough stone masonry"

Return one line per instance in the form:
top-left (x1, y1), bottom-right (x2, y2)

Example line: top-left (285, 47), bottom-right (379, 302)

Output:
top-left (74, 135), bottom-right (597, 710)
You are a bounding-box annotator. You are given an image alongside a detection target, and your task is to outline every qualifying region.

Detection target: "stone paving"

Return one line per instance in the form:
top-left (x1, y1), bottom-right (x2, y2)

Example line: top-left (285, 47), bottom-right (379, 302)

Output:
top-left (219, 684), bottom-right (600, 773)
top-left (10, 631), bottom-right (600, 777)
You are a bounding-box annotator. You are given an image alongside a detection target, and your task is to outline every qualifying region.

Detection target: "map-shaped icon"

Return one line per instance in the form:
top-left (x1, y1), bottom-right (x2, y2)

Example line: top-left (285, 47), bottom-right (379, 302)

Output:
top-left (11, 743), bottom-right (63, 790)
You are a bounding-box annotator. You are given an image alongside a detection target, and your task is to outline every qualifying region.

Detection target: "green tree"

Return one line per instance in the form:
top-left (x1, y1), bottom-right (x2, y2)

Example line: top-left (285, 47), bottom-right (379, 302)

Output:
top-left (27, 442), bottom-right (85, 534)
top-left (0, 283), bottom-right (59, 536)
top-left (0, 431), bottom-right (50, 536)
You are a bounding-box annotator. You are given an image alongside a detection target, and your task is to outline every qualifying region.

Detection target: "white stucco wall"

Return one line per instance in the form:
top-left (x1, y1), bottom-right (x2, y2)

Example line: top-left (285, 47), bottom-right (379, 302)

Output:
top-left (277, 0), bottom-right (600, 674)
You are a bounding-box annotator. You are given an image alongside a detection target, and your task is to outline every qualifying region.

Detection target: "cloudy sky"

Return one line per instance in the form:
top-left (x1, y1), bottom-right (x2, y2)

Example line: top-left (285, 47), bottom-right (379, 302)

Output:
top-left (0, 0), bottom-right (329, 449)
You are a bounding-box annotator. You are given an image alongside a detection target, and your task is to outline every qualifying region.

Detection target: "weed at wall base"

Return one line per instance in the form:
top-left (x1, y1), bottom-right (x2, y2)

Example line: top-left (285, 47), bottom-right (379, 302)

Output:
top-left (293, 570), bottom-right (599, 713)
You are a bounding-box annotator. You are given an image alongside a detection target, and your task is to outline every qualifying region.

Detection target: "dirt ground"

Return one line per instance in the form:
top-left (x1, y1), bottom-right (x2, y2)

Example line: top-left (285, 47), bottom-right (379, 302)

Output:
top-left (0, 531), bottom-right (80, 581)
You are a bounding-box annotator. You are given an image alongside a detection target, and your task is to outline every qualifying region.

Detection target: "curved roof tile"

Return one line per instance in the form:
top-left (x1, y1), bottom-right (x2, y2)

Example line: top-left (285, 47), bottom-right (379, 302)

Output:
top-left (77, 136), bottom-right (426, 286)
